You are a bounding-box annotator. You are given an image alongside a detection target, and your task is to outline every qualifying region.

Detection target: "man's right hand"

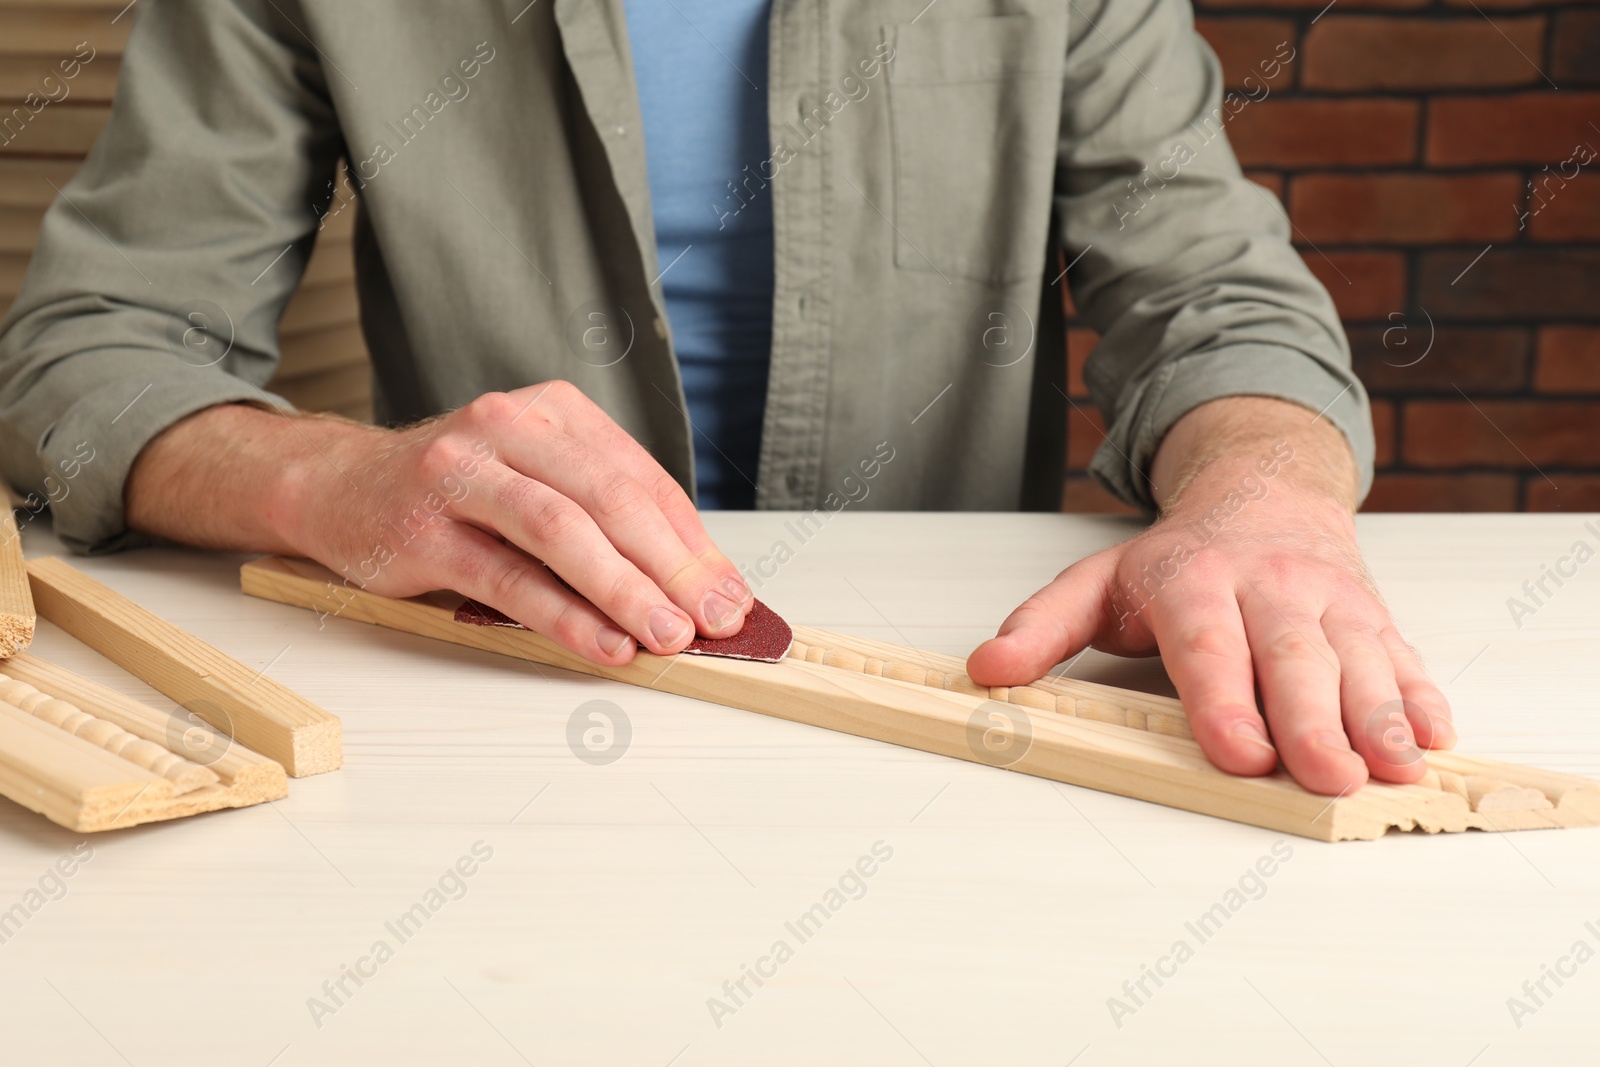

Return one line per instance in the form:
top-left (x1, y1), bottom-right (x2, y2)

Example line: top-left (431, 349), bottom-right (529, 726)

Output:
top-left (126, 380), bottom-right (754, 665)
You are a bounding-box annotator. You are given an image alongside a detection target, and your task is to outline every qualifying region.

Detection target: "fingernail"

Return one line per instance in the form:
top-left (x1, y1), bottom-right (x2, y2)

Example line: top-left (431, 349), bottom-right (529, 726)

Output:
top-left (702, 589), bottom-right (741, 630)
top-left (1315, 731), bottom-right (1363, 763)
top-left (649, 606), bottom-right (686, 649)
top-left (721, 575), bottom-right (752, 605)
top-left (1233, 721), bottom-right (1276, 753)
top-left (1430, 715), bottom-right (1458, 750)
top-left (596, 625), bottom-right (633, 657)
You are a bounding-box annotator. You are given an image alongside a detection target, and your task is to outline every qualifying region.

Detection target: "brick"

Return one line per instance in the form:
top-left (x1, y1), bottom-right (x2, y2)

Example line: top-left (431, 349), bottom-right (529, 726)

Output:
top-left (1304, 251), bottom-right (1406, 321)
top-left (1304, 16), bottom-right (1544, 91)
top-left (1372, 399), bottom-right (1395, 467)
top-left (1067, 404), bottom-right (1109, 472)
top-left (1403, 400), bottom-right (1600, 467)
top-left (1245, 170), bottom-right (1284, 198)
top-left (1446, 0), bottom-right (1600, 10)
top-left (1195, 18), bottom-right (1299, 91)
top-left (1428, 93), bottom-right (1600, 165)
top-left (1228, 99), bottom-right (1419, 167)
top-left (1201, 0), bottom-right (1427, 9)
top-left (1528, 477), bottom-right (1600, 512)
top-left (1062, 476), bottom-right (1139, 514)
top-left (1305, 15), bottom-right (1542, 91)
top-left (1362, 473), bottom-right (1518, 512)
top-left (1553, 11), bottom-right (1600, 86)
top-left (1350, 326), bottom-right (1529, 392)
top-left (1528, 174), bottom-right (1600, 242)
top-left (1290, 173), bottom-right (1522, 245)
top-left (1420, 249), bottom-right (1600, 320)
top-left (1535, 327), bottom-right (1600, 393)
top-left (1067, 327), bottom-right (1099, 398)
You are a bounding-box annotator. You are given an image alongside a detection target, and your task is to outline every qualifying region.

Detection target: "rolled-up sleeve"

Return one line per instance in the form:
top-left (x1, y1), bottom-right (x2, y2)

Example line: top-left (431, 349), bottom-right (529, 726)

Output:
top-left (0, 0), bottom-right (342, 553)
top-left (1056, 0), bottom-right (1372, 510)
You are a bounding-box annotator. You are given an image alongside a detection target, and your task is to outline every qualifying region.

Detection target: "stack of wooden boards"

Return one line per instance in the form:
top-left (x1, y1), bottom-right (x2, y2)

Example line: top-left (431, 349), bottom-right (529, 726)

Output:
top-left (1, 1), bottom-right (373, 421)
top-left (0, 514), bottom-right (340, 832)
top-left (241, 554), bottom-right (1600, 843)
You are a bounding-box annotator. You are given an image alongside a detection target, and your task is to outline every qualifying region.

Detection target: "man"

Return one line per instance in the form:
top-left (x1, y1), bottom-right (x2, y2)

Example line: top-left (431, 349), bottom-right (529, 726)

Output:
top-left (0, 0), bottom-right (1453, 795)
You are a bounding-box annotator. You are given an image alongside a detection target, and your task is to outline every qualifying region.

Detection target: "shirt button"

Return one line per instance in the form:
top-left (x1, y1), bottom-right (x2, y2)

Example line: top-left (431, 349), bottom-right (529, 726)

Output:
top-left (613, 124), bottom-right (626, 136)
top-left (785, 471), bottom-right (803, 493)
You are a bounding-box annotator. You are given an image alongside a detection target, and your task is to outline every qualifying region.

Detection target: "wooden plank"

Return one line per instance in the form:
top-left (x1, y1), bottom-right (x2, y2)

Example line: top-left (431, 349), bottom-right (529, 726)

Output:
top-left (0, 673), bottom-right (217, 793)
top-left (0, 159), bottom-right (79, 207)
top-left (0, 673), bottom-right (288, 832)
top-left (0, 204), bottom-right (42, 254)
top-left (0, 652), bottom-right (285, 793)
top-left (300, 235), bottom-right (354, 286)
top-left (278, 282), bottom-right (361, 341)
top-left (0, 507), bottom-right (32, 656)
top-left (0, 10), bottom-right (133, 55)
top-left (0, 104), bottom-right (112, 156)
top-left (0, 699), bottom-right (167, 832)
top-left (240, 556), bottom-right (1600, 841)
top-left (0, 55), bottom-right (121, 103)
top-left (789, 627), bottom-right (1193, 738)
top-left (276, 321), bottom-right (367, 376)
top-left (269, 360), bottom-right (371, 415)
top-left (30, 557), bottom-right (340, 777)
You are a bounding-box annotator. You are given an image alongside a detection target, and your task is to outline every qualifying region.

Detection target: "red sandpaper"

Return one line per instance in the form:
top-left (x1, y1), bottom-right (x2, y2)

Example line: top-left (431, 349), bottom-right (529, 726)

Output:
top-left (454, 596), bottom-right (794, 663)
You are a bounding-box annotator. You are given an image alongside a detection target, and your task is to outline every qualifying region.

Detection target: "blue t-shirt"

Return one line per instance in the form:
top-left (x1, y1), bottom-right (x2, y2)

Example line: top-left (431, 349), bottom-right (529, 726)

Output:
top-left (623, 0), bottom-right (774, 510)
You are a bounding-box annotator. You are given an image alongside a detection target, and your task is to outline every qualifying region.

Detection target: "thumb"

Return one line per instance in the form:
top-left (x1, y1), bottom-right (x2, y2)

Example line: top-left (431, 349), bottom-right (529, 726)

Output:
top-left (966, 548), bottom-right (1124, 687)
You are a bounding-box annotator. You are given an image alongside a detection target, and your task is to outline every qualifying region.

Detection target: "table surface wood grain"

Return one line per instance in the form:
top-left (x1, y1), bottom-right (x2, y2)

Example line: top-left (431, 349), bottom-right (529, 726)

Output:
top-left (3, 512), bottom-right (1598, 1066)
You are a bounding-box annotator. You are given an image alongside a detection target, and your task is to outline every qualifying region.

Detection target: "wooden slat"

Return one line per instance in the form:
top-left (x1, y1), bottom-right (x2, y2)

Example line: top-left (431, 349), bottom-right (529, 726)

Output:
top-left (0, 103), bottom-right (113, 156)
top-left (276, 320), bottom-right (367, 376)
top-left (0, 699), bottom-right (167, 832)
top-left (1, 652), bottom-right (287, 794)
top-left (0, 55), bottom-right (120, 103)
top-left (279, 283), bottom-right (360, 340)
top-left (270, 359), bottom-right (371, 415)
top-left (0, 673), bottom-right (218, 792)
top-left (0, 10), bottom-right (133, 55)
top-left (29, 557), bottom-right (341, 777)
top-left (240, 556), bottom-right (1600, 841)
top-left (0, 158), bottom-right (78, 206)
top-left (300, 235), bottom-right (354, 286)
top-left (0, 250), bottom-right (28, 297)
top-left (0, 204), bottom-right (42, 253)
top-left (0, 507), bottom-right (33, 656)
top-left (0, 657), bottom-right (289, 833)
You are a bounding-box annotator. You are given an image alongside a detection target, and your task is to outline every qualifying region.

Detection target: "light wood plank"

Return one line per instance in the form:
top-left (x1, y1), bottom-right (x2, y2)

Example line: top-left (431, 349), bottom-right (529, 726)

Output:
top-left (0, 54), bottom-right (120, 103)
top-left (240, 555), bottom-right (1600, 841)
top-left (0, 11), bottom-right (132, 55)
top-left (0, 673), bottom-right (217, 793)
top-left (0, 507), bottom-right (32, 656)
top-left (0, 158), bottom-right (79, 207)
top-left (0, 103), bottom-right (112, 156)
top-left (270, 359), bottom-right (370, 415)
top-left (278, 282), bottom-right (360, 340)
top-left (29, 556), bottom-right (341, 777)
top-left (0, 698), bottom-right (167, 832)
top-left (0, 652), bottom-right (285, 793)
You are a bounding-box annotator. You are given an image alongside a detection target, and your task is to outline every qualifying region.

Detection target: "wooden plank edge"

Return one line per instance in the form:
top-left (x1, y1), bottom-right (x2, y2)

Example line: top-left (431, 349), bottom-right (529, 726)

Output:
top-left (0, 652), bottom-right (286, 790)
top-left (0, 505), bottom-right (34, 656)
top-left (27, 556), bottom-right (341, 777)
top-left (237, 555), bottom-right (1597, 841)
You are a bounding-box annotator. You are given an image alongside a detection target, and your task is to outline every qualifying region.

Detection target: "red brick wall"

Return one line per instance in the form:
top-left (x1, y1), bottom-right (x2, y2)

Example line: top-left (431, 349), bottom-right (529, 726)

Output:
top-left (1063, 1), bottom-right (1600, 514)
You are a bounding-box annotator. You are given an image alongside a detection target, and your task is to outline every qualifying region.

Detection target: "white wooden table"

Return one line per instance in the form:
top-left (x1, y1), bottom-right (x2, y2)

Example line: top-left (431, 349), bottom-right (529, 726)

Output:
top-left (3, 513), bottom-right (1597, 1066)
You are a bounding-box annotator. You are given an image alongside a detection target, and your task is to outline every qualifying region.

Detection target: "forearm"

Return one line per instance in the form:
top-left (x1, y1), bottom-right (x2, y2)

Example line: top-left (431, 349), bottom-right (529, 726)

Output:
top-left (124, 402), bottom-right (382, 554)
top-left (1149, 396), bottom-right (1361, 516)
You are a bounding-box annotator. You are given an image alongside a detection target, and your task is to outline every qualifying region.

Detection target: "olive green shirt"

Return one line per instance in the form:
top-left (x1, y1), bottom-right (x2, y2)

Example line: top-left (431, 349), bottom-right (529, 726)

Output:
top-left (0, 0), bottom-right (1371, 554)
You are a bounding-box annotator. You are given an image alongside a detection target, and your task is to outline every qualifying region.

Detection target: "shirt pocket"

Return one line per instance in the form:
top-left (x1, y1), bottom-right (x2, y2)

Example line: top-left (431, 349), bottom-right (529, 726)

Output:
top-left (886, 12), bottom-right (1068, 286)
